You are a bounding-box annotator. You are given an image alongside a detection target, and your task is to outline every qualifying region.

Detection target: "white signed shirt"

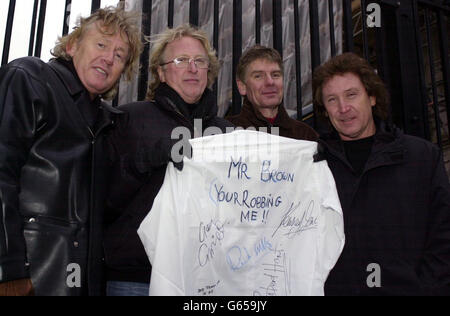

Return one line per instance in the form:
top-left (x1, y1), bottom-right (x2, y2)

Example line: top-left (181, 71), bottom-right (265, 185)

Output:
top-left (138, 130), bottom-right (345, 296)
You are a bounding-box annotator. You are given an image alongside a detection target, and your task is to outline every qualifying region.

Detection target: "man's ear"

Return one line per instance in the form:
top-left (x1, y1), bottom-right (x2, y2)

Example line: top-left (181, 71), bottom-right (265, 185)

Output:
top-left (157, 66), bottom-right (166, 83)
top-left (370, 95), bottom-right (376, 107)
top-left (236, 79), bottom-right (247, 96)
top-left (66, 39), bottom-right (77, 57)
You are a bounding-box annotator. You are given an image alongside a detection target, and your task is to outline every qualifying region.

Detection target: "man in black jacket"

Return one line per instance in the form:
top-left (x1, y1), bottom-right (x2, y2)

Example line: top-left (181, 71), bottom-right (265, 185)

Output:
top-left (313, 52), bottom-right (450, 296)
top-left (104, 24), bottom-right (233, 296)
top-left (0, 5), bottom-right (142, 296)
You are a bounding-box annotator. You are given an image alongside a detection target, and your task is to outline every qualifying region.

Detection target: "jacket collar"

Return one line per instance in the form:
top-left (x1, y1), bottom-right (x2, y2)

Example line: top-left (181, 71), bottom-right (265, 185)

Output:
top-left (240, 97), bottom-right (292, 128)
top-left (153, 83), bottom-right (218, 122)
top-left (48, 58), bottom-right (123, 116)
top-left (48, 58), bottom-right (85, 97)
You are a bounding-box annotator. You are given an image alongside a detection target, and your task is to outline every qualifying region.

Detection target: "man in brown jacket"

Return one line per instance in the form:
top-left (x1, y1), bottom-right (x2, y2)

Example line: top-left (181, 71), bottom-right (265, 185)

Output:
top-left (226, 45), bottom-right (317, 141)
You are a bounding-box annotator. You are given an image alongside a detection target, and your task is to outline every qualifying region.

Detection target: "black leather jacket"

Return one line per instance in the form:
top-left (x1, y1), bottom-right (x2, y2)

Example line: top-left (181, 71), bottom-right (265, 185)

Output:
top-left (0, 57), bottom-right (120, 295)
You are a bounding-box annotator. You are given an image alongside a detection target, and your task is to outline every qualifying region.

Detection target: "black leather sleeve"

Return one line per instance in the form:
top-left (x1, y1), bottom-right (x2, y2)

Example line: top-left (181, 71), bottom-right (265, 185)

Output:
top-left (0, 65), bottom-right (42, 282)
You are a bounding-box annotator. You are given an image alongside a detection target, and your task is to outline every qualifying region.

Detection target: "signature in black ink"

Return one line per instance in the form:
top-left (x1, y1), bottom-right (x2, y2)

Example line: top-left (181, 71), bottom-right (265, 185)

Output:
top-left (198, 219), bottom-right (225, 267)
top-left (253, 246), bottom-right (291, 296)
top-left (197, 280), bottom-right (221, 296)
top-left (272, 201), bottom-right (318, 239)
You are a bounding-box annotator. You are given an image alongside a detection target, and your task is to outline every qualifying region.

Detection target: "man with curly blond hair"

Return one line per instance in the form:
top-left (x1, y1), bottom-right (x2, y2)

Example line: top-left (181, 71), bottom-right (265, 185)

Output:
top-left (0, 4), bottom-right (142, 296)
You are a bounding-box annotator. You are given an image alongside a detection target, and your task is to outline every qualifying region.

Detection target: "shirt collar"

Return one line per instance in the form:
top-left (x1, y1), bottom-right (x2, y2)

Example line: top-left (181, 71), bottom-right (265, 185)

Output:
top-left (241, 97), bottom-right (291, 127)
top-left (48, 58), bottom-right (123, 115)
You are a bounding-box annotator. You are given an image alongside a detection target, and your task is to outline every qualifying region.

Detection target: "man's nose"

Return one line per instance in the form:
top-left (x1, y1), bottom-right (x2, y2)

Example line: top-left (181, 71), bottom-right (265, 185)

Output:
top-left (265, 75), bottom-right (275, 85)
top-left (187, 60), bottom-right (198, 73)
top-left (337, 98), bottom-right (351, 113)
top-left (103, 49), bottom-right (114, 65)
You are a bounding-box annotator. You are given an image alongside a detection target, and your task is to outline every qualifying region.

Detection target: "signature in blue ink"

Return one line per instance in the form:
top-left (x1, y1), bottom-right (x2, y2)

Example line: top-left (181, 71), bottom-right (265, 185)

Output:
top-left (226, 237), bottom-right (273, 271)
top-left (260, 160), bottom-right (295, 183)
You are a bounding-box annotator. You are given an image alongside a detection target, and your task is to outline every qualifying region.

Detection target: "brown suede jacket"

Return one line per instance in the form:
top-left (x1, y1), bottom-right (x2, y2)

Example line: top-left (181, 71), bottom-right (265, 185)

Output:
top-left (226, 98), bottom-right (318, 141)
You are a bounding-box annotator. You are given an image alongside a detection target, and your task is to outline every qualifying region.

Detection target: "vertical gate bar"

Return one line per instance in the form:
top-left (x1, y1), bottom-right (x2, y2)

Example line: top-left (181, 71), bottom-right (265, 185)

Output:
top-left (138, 0), bottom-right (152, 101)
top-left (375, 15), bottom-right (394, 122)
top-left (328, 0), bottom-right (336, 57)
top-left (112, 0), bottom-right (126, 106)
top-left (424, 8), bottom-right (443, 148)
top-left (232, 0), bottom-right (243, 115)
top-left (189, 0), bottom-right (199, 26)
top-left (360, 0), bottom-right (370, 60)
top-left (309, 0), bottom-right (320, 71)
top-left (255, 0), bottom-right (261, 44)
top-left (62, 0), bottom-right (72, 36)
top-left (272, 0), bottom-right (283, 57)
top-left (2, 0), bottom-right (16, 65)
top-left (374, 4), bottom-right (391, 119)
top-left (294, 0), bottom-right (303, 119)
top-left (213, 0), bottom-right (220, 51)
top-left (411, 0), bottom-right (431, 139)
top-left (213, 0), bottom-right (220, 100)
top-left (29, 0), bottom-right (40, 56)
top-left (437, 10), bottom-right (450, 138)
top-left (343, 0), bottom-right (354, 52)
top-left (34, 0), bottom-right (47, 58)
top-left (309, 0), bottom-right (320, 128)
top-left (168, 0), bottom-right (174, 28)
top-left (91, 0), bottom-right (101, 13)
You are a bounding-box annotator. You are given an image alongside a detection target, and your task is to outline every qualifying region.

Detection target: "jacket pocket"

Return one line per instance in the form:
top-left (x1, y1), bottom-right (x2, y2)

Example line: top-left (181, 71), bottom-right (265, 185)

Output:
top-left (23, 215), bottom-right (81, 234)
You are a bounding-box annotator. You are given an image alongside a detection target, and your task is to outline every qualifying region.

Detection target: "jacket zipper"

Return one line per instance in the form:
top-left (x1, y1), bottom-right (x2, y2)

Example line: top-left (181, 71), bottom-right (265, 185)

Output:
top-left (86, 117), bottom-right (113, 295)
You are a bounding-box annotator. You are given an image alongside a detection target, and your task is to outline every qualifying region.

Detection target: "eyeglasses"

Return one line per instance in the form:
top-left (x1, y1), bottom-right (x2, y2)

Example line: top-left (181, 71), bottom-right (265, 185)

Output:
top-left (160, 56), bottom-right (210, 69)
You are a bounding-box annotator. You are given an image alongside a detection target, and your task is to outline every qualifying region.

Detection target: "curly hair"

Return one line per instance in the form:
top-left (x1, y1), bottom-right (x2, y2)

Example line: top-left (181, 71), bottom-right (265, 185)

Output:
top-left (313, 52), bottom-right (390, 122)
top-left (146, 24), bottom-right (220, 101)
top-left (52, 4), bottom-right (143, 100)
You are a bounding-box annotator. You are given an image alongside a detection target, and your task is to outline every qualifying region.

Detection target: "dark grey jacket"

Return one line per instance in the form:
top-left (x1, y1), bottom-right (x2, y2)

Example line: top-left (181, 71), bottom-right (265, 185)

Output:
top-left (318, 121), bottom-right (450, 296)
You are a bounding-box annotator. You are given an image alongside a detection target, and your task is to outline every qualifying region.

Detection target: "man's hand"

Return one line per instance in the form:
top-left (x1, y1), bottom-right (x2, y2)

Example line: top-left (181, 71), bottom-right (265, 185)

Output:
top-left (0, 278), bottom-right (35, 296)
top-left (135, 137), bottom-right (192, 173)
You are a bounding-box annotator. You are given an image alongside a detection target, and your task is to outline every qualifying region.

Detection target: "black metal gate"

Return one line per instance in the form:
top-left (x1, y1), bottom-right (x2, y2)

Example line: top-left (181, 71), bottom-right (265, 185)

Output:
top-left (355, 0), bottom-right (450, 150)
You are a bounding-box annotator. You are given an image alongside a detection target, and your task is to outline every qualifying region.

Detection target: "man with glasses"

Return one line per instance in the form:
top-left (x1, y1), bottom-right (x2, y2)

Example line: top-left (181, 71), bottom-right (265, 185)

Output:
top-left (103, 24), bottom-right (233, 296)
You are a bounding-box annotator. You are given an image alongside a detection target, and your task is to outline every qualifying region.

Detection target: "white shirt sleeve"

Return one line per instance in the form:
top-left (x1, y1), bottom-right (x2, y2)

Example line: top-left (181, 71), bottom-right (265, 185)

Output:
top-left (137, 163), bottom-right (185, 296)
top-left (311, 159), bottom-right (345, 295)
